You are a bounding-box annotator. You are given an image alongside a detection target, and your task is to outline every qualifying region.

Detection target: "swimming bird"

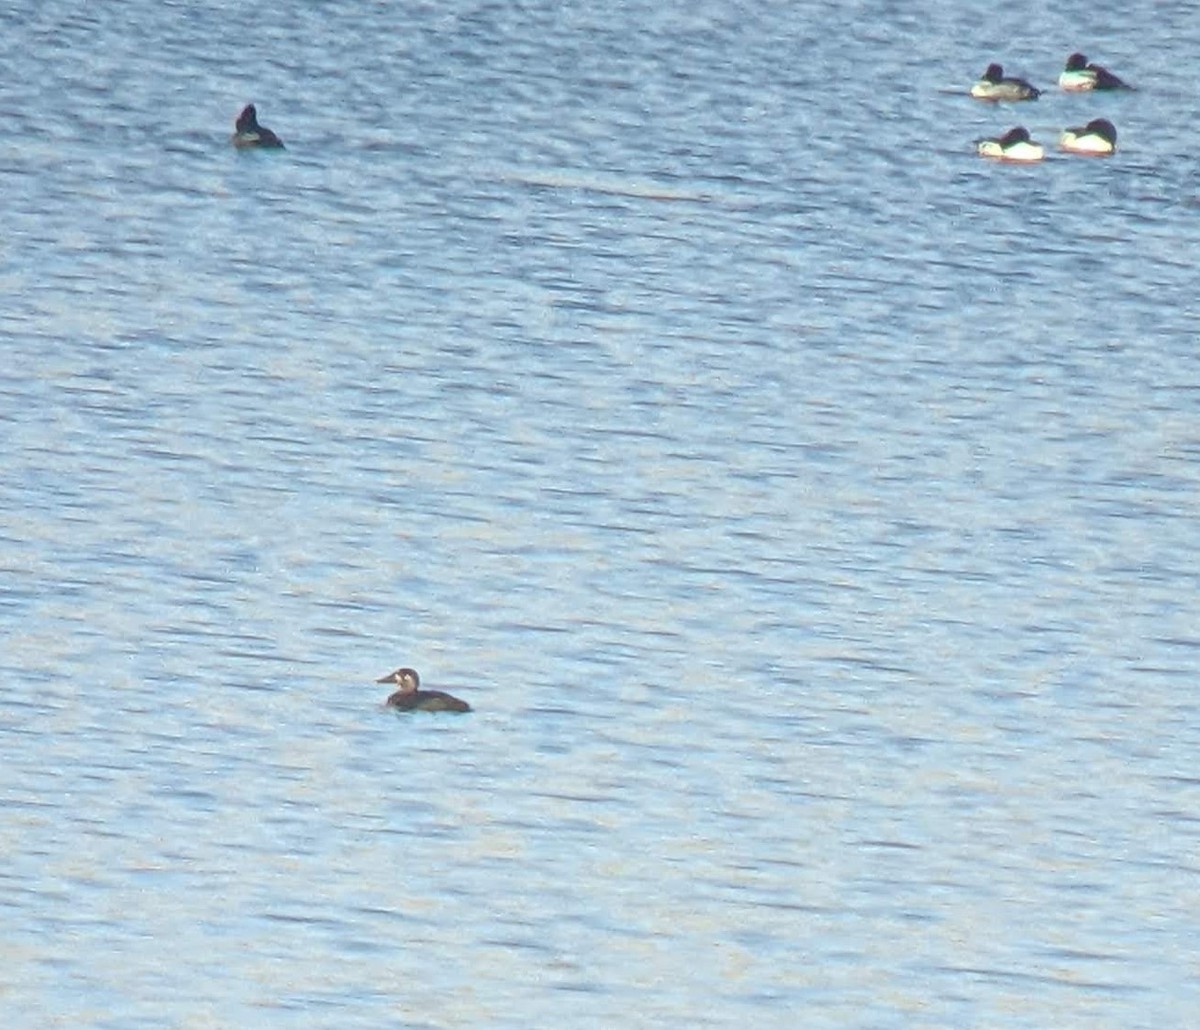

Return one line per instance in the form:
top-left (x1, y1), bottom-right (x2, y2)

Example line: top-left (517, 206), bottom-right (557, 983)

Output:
top-left (377, 668), bottom-right (471, 713)
top-left (1059, 117), bottom-right (1117, 155)
top-left (976, 126), bottom-right (1044, 163)
top-left (231, 104), bottom-right (285, 149)
top-left (1059, 53), bottom-right (1132, 91)
top-left (970, 63), bottom-right (1041, 101)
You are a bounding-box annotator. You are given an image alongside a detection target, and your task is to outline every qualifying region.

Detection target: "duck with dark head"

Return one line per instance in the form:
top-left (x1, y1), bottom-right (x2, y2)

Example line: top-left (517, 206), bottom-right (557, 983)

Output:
top-left (970, 63), bottom-right (1040, 101)
top-left (231, 104), bottom-right (285, 148)
top-left (1059, 53), bottom-right (1133, 92)
top-left (377, 668), bottom-right (471, 713)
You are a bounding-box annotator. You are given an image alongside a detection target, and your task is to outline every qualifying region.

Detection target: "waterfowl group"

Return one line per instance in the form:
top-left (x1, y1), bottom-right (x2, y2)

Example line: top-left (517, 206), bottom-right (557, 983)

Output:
top-left (970, 52), bottom-right (1133, 102)
top-left (235, 49), bottom-right (1131, 172)
top-left (377, 668), bottom-right (472, 713)
top-left (972, 51), bottom-right (1132, 163)
top-left (231, 104), bottom-right (285, 149)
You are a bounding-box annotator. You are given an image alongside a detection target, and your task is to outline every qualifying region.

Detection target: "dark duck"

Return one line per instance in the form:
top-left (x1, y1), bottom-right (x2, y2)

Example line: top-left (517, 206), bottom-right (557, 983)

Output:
top-left (231, 104), bottom-right (285, 148)
top-left (378, 668), bottom-right (471, 713)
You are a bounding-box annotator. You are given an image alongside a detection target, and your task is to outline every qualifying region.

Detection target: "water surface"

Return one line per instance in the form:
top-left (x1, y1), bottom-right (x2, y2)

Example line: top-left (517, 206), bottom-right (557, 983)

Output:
top-left (3, 0), bottom-right (1200, 1026)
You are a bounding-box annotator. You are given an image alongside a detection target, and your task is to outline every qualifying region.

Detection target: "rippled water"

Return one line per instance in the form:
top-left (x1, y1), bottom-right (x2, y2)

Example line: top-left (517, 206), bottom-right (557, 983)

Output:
top-left (4, 0), bottom-right (1200, 1026)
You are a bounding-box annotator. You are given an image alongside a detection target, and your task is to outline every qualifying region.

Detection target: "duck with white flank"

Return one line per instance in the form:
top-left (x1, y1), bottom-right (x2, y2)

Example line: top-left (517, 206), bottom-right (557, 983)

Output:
top-left (977, 126), bottom-right (1044, 163)
top-left (1059, 53), bottom-right (1132, 92)
top-left (971, 64), bottom-right (1041, 101)
top-left (1059, 118), bottom-right (1117, 155)
top-left (377, 668), bottom-right (471, 713)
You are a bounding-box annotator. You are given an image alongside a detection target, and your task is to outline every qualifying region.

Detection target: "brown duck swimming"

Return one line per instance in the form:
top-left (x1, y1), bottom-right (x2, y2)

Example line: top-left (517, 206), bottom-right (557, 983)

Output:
top-left (377, 668), bottom-right (471, 713)
top-left (231, 104), bottom-right (285, 149)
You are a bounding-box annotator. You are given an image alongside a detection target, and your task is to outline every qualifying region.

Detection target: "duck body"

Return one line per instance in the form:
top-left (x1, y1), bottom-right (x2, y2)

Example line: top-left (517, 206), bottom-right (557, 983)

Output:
top-left (232, 104), bottom-right (285, 149)
top-left (977, 126), bottom-right (1044, 163)
top-left (971, 63), bottom-right (1041, 101)
top-left (378, 668), bottom-right (471, 713)
top-left (1059, 117), bottom-right (1117, 155)
top-left (1059, 53), bottom-right (1132, 91)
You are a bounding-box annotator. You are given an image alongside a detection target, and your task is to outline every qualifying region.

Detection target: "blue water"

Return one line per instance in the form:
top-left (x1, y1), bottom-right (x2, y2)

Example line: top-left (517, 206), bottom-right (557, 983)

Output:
top-left (3, 1), bottom-right (1200, 1026)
